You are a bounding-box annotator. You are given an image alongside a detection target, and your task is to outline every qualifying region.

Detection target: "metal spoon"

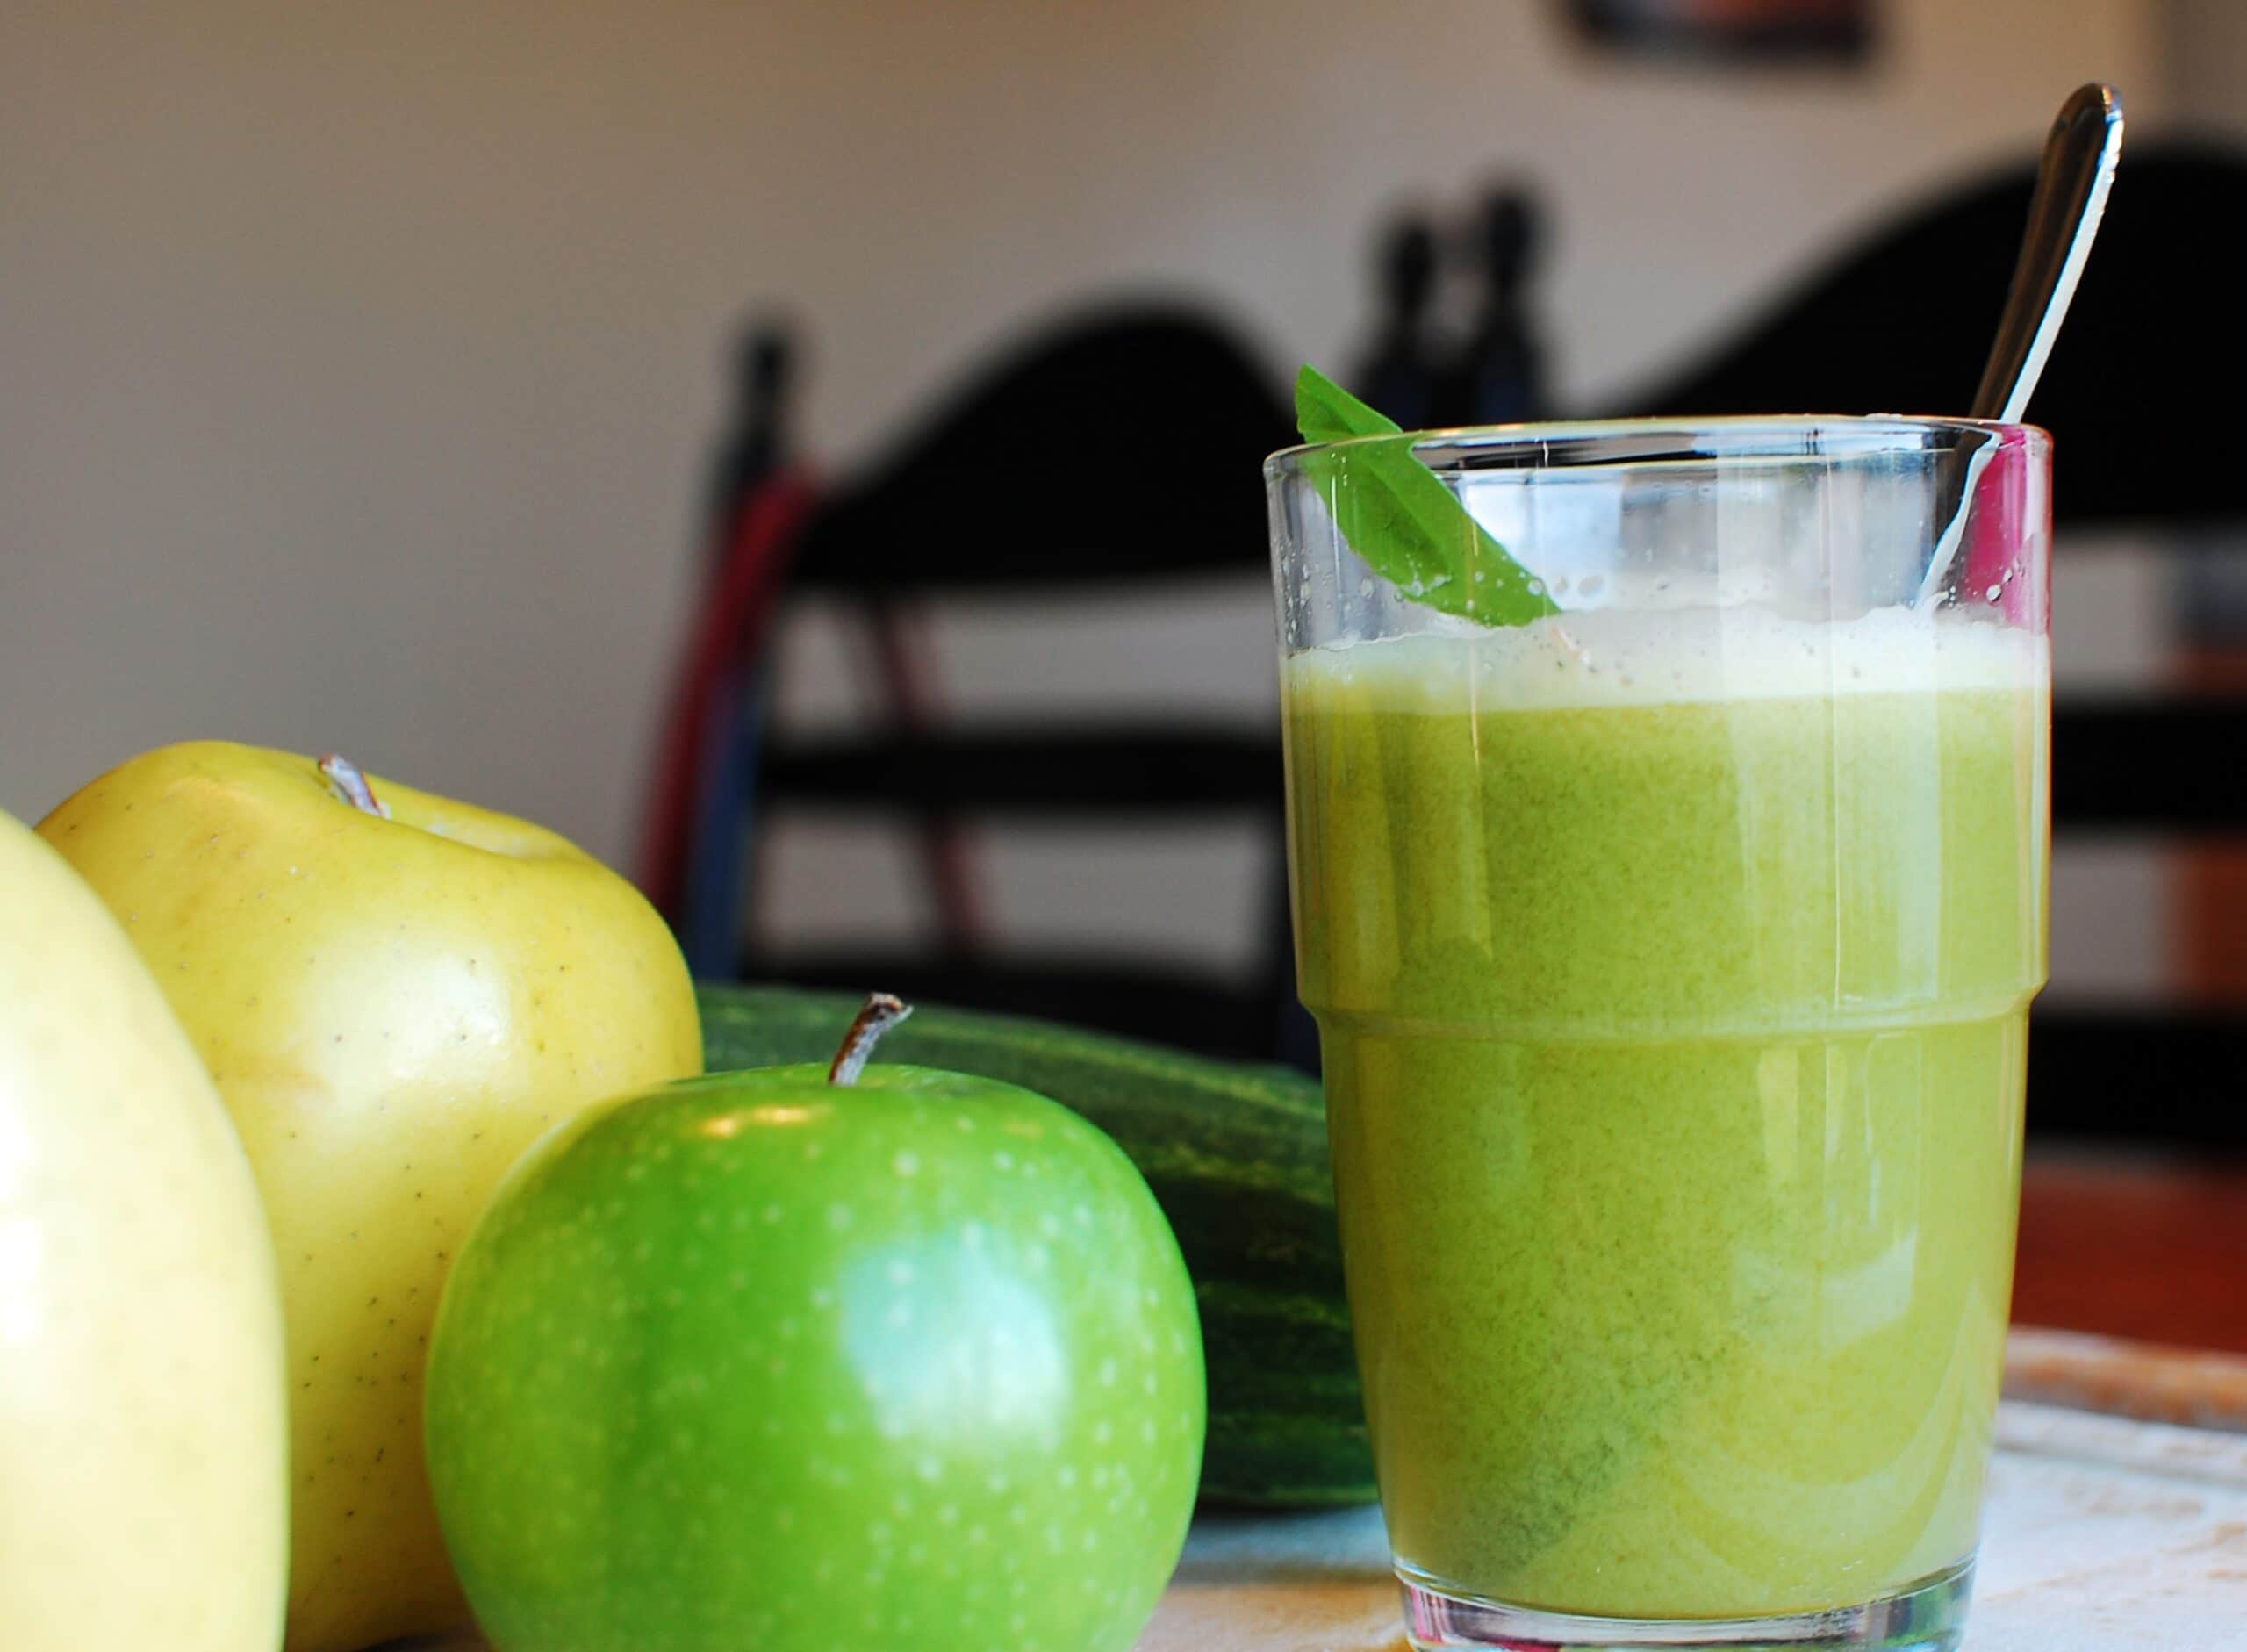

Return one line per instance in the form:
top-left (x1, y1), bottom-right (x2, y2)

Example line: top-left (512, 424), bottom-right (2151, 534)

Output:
top-left (1918, 83), bottom-right (2125, 605)
top-left (1972, 82), bottom-right (2126, 424)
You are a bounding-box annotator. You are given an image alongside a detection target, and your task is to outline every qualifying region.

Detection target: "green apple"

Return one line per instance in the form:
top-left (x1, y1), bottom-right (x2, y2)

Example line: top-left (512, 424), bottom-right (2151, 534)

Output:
top-left (38, 742), bottom-right (702, 1652)
top-left (0, 810), bottom-right (289, 1652)
top-left (426, 997), bottom-right (1205, 1652)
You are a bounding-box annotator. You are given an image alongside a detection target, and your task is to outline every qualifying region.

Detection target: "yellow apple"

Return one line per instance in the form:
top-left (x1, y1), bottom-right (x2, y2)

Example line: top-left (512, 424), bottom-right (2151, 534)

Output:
top-left (39, 742), bottom-right (702, 1652)
top-left (1, 810), bottom-right (289, 1652)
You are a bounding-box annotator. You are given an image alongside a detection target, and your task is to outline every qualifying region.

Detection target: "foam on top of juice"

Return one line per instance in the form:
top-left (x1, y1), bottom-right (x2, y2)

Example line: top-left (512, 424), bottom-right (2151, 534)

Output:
top-left (1286, 605), bottom-right (2049, 713)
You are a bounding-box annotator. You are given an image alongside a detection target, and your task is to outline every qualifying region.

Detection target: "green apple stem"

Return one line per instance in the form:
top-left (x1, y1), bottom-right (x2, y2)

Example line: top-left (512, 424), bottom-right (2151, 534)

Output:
top-left (317, 754), bottom-right (391, 819)
top-left (829, 993), bottom-right (912, 1086)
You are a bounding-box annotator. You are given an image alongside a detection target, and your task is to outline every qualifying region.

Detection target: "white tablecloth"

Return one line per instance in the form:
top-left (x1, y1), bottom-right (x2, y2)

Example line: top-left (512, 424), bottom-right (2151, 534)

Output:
top-left (1141, 1398), bottom-right (2247, 1650)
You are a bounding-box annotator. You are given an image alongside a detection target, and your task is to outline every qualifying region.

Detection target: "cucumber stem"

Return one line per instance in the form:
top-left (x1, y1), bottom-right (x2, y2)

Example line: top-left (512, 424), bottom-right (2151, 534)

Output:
top-left (318, 754), bottom-right (391, 818)
top-left (829, 993), bottom-right (912, 1086)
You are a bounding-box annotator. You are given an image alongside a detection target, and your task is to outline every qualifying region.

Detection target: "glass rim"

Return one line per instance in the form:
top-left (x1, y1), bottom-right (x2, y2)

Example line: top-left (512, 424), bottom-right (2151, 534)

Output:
top-left (1264, 413), bottom-right (2051, 475)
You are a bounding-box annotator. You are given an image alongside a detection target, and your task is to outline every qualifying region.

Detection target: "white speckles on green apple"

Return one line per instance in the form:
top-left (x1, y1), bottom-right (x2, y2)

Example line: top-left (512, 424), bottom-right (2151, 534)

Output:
top-left (426, 1049), bottom-right (1203, 1652)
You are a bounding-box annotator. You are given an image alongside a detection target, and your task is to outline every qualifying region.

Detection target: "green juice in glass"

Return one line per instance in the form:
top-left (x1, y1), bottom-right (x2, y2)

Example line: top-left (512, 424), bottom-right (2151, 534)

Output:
top-left (1282, 605), bottom-right (2048, 1620)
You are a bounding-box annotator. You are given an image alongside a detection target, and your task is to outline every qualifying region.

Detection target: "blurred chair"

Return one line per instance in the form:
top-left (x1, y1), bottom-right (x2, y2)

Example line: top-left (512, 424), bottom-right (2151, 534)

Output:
top-left (1349, 211), bottom-right (1446, 430)
top-left (651, 146), bottom-right (2247, 1123)
top-left (649, 303), bottom-right (1299, 1059)
top-left (1446, 184), bottom-right (1552, 426)
top-left (1620, 140), bottom-right (2247, 1150)
top-left (1348, 185), bottom-right (1554, 430)
top-left (640, 320), bottom-right (814, 977)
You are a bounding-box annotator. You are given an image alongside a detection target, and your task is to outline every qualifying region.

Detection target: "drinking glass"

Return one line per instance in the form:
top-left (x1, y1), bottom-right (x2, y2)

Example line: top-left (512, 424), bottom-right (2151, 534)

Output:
top-left (1267, 419), bottom-right (2050, 1652)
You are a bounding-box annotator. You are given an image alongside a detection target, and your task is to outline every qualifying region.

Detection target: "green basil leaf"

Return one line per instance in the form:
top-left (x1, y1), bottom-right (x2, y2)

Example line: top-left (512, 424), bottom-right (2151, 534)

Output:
top-left (1293, 365), bottom-right (1555, 627)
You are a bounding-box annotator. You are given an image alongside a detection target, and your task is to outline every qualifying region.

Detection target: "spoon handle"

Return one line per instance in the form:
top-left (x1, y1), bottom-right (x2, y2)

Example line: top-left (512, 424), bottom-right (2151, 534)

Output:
top-left (1971, 83), bottom-right (2126, 423)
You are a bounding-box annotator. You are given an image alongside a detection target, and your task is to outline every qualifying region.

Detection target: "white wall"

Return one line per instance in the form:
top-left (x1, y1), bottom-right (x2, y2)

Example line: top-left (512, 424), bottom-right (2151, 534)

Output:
top-left (1, 0), bottom-right (2159, 903)
top-left (2164, 0), bottom-right (2247, 131)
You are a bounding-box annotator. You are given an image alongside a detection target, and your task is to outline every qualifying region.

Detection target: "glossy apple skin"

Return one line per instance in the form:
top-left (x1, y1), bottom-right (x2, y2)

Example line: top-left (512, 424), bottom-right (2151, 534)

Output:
top-left (426, 1062), bottom-right (1206, 1652)
top-left (38, 741), bottom-right (701, 1652)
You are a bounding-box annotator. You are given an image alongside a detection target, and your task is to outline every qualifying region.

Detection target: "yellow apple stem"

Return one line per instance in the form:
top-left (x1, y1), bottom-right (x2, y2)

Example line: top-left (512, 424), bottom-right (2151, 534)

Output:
top-left (829, 993), bottom-right (913, 1085)
top-left (317, 754), bottom-right (391, 819)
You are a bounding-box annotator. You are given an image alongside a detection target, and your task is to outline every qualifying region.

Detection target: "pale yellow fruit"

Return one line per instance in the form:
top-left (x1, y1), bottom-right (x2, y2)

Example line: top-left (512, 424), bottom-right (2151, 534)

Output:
top-left (40, 743), bottom-right (702, 1652)
top-left (1, 809), bottom-right (289, 1652)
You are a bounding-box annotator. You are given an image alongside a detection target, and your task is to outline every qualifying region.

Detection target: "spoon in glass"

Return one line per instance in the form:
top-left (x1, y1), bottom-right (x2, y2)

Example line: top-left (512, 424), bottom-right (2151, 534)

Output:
top-left (1918, 82), bottom-right (2125, 606)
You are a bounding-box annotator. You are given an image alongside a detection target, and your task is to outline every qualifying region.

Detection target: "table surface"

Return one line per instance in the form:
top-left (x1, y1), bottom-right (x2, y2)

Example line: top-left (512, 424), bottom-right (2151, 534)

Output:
top-left (1144, 1389), bottom-right (2247, 1650)
top-left (2015, 1150), bottom-right (2247, 1354)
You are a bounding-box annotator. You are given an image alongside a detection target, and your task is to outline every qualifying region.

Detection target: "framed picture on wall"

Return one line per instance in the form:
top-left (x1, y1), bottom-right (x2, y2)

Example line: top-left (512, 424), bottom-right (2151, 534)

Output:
top-left (1566, 0), bottom-right (1875, 65)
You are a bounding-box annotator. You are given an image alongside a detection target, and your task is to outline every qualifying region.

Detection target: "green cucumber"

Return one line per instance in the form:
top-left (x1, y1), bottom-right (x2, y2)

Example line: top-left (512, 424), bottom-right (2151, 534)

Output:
top-left (695, 983), bottom-right (1374, 1508)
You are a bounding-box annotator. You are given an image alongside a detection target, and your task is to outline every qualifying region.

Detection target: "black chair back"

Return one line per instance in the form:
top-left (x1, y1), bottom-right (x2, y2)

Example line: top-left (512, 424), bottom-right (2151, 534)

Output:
top-left (742, 303), bottom-right (1299, 1059)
